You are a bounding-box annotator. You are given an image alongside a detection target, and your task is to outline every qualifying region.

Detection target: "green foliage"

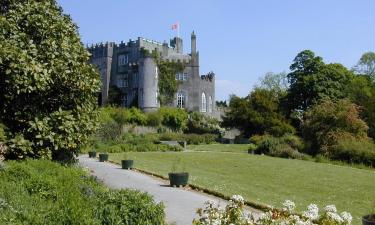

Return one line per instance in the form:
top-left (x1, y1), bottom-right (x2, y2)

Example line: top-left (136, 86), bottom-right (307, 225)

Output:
top-left (348, 75), bottom-right (375, 139)
top-left (250, 134), bottom-right (306, 159)
top-left (222, 89), bottom-right (295, 137)
top-left (216, 100), bottom-right (227, 107)
top-left (158, 132), bottom-right (218, 145)
top-left (259, 71), bottom-right (289, 98)
top-left (0, 159), bottom-right (165, 224)
top-left (302, 98), bottom-right (370, 156)
top-left (286, 50), bottom-right (353, 112)
top-left (0, 0), bottom-right (100, 161)
top-left (146, 111), bottom-right (163, 127)
top-left (354, 51), bottom-right (375, 80)
top-left (156, 59), bottom-right (185, 106)
top-left (159, 107), bottom-right (188, 132)
top-left (330, 139), bottom-right (375, 167)
top-left (186, 111), bottom-right (223, 134)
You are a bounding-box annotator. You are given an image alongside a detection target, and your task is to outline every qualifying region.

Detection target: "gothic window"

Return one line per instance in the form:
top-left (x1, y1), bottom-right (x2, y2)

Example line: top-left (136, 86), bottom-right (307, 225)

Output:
top-left (177, 92), bottom-right (186, 108)
top-left (201, 92), bottom-right (207, 112)
top-left (117, 74), bottom-right (128, 88)
top-left (118, 54), bottom-right (128, 66)
top-left (208, 96), bottom-right (213, 113)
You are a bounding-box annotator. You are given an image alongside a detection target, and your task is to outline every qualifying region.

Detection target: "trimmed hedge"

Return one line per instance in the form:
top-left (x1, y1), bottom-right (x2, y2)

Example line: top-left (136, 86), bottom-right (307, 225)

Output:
top-left (0, 160), bottom-right (165, 224)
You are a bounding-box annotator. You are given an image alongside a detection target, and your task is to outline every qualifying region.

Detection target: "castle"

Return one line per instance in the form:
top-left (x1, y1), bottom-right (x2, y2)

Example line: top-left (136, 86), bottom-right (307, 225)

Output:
top-left (87, 32), bottom-right (216, 115)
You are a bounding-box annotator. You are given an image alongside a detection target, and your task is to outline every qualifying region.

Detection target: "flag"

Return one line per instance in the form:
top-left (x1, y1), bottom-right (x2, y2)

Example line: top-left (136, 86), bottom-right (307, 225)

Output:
top-left (171, 22), bottom-right (179, 30)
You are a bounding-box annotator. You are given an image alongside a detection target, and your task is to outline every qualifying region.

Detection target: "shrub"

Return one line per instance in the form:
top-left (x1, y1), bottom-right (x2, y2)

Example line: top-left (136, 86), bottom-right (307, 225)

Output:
top-left (302, 99), bottom-right (369, 155)
top-left (251, 134), bottom-right (306, 159)
top-left (159, 108), bottom-right (188, 131)
top-left (186, 112), bottom-right (224, 134)
top-left (0, 160), bottom-right (165, 224)
top-left (330, 139), bottom-right (375, 167)
top-left (0, 0), bottom-right (100, 162)
top-left (146, 111), bottom-right (163, 127)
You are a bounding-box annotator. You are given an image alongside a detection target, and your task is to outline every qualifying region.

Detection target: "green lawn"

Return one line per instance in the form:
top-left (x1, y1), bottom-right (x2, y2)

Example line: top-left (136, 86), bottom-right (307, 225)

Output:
top-left (187, 143), bottom-right (251, 153)
top-left (109, 148), bottom-right (375, 225)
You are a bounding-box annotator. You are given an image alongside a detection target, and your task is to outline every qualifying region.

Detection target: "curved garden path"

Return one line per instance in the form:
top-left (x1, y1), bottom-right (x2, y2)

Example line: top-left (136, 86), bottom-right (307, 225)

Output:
top-left (78, 155), bottom-right (260, 225)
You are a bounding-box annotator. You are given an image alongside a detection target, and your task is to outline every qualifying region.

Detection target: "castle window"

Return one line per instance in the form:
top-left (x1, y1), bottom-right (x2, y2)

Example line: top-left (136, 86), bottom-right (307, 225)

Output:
top-left (175, 72), bottom-right (188, 81)
top-left (117, 74), bottom-right (128, 88)
top-left (118, 54), bottom-right (128, 66)
top-left (177, 92), bottom-right (186, 108)
top-left (121, 93), bottom-right (128, 107)
top-left (183, 72), bottom-right (188, 81)
top-left (208, 96), bottom-right (213, 113)
top-left (201, 92), bottom-right (207, 112)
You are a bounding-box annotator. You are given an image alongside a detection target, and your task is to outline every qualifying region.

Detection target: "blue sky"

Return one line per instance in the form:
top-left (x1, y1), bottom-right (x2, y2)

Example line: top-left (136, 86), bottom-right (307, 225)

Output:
top-left (57, 0), bottom-right (375, 101)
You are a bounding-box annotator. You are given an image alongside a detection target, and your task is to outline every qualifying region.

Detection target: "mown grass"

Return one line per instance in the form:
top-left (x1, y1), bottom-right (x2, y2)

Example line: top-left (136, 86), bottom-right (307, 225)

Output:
top-left (109, 150), bottom-right (375, 225)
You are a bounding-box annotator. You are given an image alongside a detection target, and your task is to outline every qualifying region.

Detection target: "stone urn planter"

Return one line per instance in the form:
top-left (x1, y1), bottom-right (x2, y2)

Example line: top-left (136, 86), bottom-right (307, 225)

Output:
top-left (99, 153), bottom-right (108, 162)
top-left (121, 160), bottom-right (134, 170)
top-left (363, 214), bottom-right (375, 225)
top-left (88, 151), bottom-right (96, 158)
top-left (168, 172), bottom-right (189, 187)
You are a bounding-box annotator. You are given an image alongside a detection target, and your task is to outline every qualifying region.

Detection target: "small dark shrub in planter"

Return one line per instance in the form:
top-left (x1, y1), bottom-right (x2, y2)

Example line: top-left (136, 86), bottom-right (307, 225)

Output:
top-left (363, 214), bottom-right (375, 225)
top-left (99, 153), bottom-right (108, 162)
top-left (121, 160), bottom-right (134, 170)
top-left (168, 172), bottom-right (189, 187)
top-left (88, 151), bottom-right (96, 158)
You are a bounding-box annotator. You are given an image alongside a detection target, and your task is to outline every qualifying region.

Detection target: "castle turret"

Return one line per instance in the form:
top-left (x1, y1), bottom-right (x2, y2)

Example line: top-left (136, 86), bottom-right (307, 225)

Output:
top-left (170, 37), bottom-right (183, 54)
top-left (191, 31), bottom-right (196, 54)
top-left (139, 57), bottom-right (159, 112)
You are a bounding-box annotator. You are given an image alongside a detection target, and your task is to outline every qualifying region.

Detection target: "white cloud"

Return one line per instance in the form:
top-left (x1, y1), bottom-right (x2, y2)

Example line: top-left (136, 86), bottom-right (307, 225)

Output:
top-left (215, 79), bottom-right (251, 101)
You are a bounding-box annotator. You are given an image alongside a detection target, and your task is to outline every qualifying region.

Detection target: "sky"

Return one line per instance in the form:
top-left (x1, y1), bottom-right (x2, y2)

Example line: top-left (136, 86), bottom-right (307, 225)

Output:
top-left (57, 0), bottom-right (375, 101)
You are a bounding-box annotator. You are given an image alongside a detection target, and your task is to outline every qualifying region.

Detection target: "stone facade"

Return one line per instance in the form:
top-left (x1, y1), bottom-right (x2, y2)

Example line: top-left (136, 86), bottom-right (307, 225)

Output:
top-left (87, 32), bottom-right (216, 115)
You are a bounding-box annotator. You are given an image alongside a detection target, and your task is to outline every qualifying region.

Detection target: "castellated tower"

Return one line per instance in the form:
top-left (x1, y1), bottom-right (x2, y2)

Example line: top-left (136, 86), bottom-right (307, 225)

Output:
top-left (87, 32), bottom-right (216, 116)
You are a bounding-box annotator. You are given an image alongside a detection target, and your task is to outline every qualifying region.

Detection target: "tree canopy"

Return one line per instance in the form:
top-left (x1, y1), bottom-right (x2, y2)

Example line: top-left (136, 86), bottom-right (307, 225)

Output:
top-left (0, 0), bottom-right (100, 161)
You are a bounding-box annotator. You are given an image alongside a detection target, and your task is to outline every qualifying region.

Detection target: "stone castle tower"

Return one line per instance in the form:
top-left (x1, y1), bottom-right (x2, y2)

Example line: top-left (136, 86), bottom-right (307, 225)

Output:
top-left (87, 32), bottom-right (216, 115)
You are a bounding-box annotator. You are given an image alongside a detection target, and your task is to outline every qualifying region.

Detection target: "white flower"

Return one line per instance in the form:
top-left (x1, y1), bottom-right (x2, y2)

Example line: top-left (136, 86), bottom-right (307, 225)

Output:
top-left (341, 211), bottom-right (352, 224)
top-left (324, 204), bottom-right (337, 213)
top-left (303, 204), bottom-right (319, 220)
top-left (326, 212), bottom-right (344, 223)
top-left (231, 195), bottom-right (244, 203)
top-left (282, 200), bottom-right (296, 212)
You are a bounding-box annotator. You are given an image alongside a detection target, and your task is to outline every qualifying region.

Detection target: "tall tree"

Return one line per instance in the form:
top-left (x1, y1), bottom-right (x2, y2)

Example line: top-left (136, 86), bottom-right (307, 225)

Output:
top-left (354, 52), bottom-right (375, 81)
top-left (222, 89), bottom-right (295, 137)
top-left (0, 0), bottom-right (100, 162)
top-left (286, 50), bottom-right (353, 113)
top-left (259, 72), bottom-right (289, 97)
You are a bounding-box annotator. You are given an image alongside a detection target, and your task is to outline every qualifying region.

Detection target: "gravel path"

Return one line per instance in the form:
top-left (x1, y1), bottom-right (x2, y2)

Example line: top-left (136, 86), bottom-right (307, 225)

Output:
top-left (78, 155), bottom-right (260, 225)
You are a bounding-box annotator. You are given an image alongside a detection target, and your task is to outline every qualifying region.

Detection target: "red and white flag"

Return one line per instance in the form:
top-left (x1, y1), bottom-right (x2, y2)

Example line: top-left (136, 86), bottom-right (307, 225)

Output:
top-left (171, 22), bottom-right (179, 30)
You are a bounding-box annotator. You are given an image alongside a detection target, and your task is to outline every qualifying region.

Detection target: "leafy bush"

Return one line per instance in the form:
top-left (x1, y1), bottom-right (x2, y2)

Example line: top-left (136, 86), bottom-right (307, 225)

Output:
top-left (251, 134), bottom-right (306, 159)
top-left (302, 99), bottom-right (370, 156)
top-left (330, 139), bottom-right (375, 167)
top-left (0, 159), bottom-right (165, 225)
top-left (186, 112), bottom-right (224, 134)
top-left (0, 0), bottom-right (100, 162)
top-left (146, 111), bottom-right (163, 127)
top-left (104, 143), bottom-right (182, 153)
top-left (159, 108), bottom-right (188, 131)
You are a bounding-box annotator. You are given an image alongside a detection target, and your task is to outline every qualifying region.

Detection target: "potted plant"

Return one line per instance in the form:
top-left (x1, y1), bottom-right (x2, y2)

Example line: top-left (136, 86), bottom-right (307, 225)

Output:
top-left (168, 157), bottom-right (189, 187)
top-left (99, 153), bottom-right (108, 162)
top-left (88, 151), bottom-right (96, 158)
top-left (363, 214), bottom-right (375, 225)
top-left (121, 153), bottom-right (134, 170)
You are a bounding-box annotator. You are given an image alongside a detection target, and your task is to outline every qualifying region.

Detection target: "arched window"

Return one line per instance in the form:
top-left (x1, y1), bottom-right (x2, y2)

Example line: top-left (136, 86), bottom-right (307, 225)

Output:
top-left (177, 92), bottom-right (186, 108)
top-left (208, 96), bottom-right (213, 113)
top-left (201, 92), bottom-right (207, 112)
